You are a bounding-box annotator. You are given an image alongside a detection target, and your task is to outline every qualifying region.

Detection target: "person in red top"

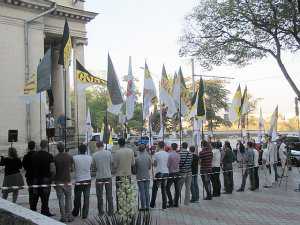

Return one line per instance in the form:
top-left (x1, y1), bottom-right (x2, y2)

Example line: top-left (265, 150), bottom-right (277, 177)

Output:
top-left (199, 140), bottom-right (213, 200)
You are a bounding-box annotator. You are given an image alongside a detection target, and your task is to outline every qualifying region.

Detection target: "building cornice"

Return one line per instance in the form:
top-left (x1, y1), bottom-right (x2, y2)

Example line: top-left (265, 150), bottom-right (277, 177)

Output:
top-left (1, 0), bottom-right (98, 23)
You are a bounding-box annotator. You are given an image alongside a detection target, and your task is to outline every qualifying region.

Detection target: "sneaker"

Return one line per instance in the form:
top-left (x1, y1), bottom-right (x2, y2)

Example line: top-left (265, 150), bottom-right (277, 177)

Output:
top-left (236, 188), bottom-right (244, 192)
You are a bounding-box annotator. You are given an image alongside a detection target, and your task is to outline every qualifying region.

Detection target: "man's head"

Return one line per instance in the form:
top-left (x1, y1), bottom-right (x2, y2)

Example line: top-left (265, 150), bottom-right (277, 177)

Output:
top-left (28, 141), bottom-right (36, 151)
top-left (189, 146), bottom-right (196, 153)
top-left (158, 141), bottom-right (165, 150)
top-left (171, 143), bottom-right (178, 151)
top-left (96, 141), bottom-right (104, 149)
top-left (57, 142), bottom-right (64, 153)
top-left (182, 142), bottom-right (188, 150)
top-left (40, 140), bottom-right (48, 151)
top-left (78, 143), bottom-right (87, 154)
top-left (247, 141), bottom-right (253, 148)
top-left (139, 144), bottom-right (146, 152)
top-left (118, 138), bottom-right (126, 147)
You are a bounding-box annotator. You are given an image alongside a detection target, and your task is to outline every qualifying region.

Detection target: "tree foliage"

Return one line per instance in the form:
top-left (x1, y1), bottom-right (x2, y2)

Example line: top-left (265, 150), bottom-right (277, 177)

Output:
top-left (180, 0), bottom-right (300, 98)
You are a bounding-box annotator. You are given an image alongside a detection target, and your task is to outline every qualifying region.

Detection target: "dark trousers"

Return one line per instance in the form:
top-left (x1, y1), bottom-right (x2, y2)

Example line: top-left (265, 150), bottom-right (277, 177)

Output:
top-left (166, 172), bottom-right (180, 206)
top-left (211, 167), bottom-right (221, 196)
top-left (116, 176), bottom-right (131, 211)
top-left (190, 175), bottom-right (200, 201)
top-left (240, 166), bottom-right (255, 191)
top-left (254, 167), bottom-right (259, 190)
top-left (273, 163), bottom-right (278, 181)
top-left (26, 178), bottom-right (35, 211)
top-left (201, 172), bottom-right (212, 198)
top-left (150, 173), bottom-right (168, 209)
top-left (96, 178), bottom-right (113, 215)
top-left (223, 166), bottom-right (233, 193)
top-left (72, 180), bottom-right (91, 218)
top-left (32, 178), bottom-right (51, 215)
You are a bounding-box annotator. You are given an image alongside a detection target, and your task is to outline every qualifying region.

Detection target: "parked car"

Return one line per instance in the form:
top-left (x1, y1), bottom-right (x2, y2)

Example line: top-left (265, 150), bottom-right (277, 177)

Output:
top-left (135, 136), bottom-right (150, 146)
top-left (288, 142), bottom-right (300, 166)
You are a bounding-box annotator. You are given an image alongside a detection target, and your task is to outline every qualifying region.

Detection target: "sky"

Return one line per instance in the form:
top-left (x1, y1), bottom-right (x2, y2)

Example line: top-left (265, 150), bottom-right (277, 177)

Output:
top-left (83, 0), bottom-right (300, 118)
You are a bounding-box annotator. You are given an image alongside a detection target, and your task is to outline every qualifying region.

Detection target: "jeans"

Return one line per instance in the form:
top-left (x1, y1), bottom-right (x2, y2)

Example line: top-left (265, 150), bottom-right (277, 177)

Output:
top-left (55, 185), bottom-right (72, 220)
top-left (201, 172), bottom-right (212, 198)
top-left (178, 173), bottom-right (192, 205)
top-left (273, 163), bottom-right (278, 181)
top-left (211, 167), bottom-right (221, 196)
top-left (32, 177), bottom-right (51, 215)
top-left (26, 178), bottom-right (35, 210)
top-left (2, 190), bottom-right (18, 203)
top-left (240, 166), bottom-right (255, 191)
top-left (166, 172), bottom-right (180, 206)
top-left (223, 164), bottom-right (233, 193)
top-left (254, 167), bottom-right (259, 190)
top-left (190, 175), bottom-right (199, 201)
top-left (72, 180), bottom-right (91, 218)
top-left (137, 180), bottom-right (150, 209)
top-left (96, 178), bottom-right (113, 215)
top-left (150, 173), bottom-right (168, 209)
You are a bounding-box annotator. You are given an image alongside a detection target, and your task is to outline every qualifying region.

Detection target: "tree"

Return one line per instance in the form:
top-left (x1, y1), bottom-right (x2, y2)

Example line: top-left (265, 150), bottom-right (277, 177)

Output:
top-left (180, 0), bottom-right (300, 99)
top-left (202, 80), bottom-right (231, 131)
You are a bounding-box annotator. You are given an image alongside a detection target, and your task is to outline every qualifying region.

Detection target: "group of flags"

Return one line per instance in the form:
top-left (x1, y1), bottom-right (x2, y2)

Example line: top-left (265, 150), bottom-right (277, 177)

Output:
top-left (229, 84), bottom-right (279, 141)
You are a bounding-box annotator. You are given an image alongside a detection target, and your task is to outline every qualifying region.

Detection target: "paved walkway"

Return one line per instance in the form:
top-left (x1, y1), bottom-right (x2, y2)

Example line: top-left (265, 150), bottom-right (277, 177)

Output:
top-left (2, 164), bottom-right (300, 225)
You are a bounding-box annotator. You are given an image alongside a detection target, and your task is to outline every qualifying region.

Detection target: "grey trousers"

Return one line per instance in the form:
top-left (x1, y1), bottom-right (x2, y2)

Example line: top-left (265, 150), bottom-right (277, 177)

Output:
top-left (96, 178), bottom-right (113, 215)
top-left (178, 173), bottom-right (192, 205)
top-left (55, 185), bottom-right (72, 220)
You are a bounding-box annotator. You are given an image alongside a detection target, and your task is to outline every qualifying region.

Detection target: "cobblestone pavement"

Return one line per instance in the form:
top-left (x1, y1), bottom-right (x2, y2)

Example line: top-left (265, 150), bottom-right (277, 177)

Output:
top-left (1, 162), bottom-right (300, 225)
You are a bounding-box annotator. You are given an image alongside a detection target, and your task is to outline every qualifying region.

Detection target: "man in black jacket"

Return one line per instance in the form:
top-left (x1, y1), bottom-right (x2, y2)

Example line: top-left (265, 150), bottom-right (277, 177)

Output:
top-left (22, 141), bottom-right (36, 210)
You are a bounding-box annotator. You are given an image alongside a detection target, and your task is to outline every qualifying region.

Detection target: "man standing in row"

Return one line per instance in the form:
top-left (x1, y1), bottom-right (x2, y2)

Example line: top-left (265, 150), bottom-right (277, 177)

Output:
top-left (54, 142), bottom-right (73, 222)
top-left (113, 138), bottom-right (135, 210)
top-left (93, 141), bottom-right (113, 215)
top-left (178, 142), bottom-right (193, 205)
top-left (72, 144), bottom-right (92, 219)
top-left (31, 140), bottom-right (55, 216)
top-left (166, 143), bottom-right (180, 207)
top-left (150, 141), bottom-right (169, 209)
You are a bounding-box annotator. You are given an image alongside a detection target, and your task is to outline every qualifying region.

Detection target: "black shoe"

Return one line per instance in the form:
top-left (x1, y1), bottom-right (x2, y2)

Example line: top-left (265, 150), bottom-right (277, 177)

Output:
top-left (42, 212), bottom-right (55, 217)
top-left (173, 204), bottom-right (179, 208)
top-left (72, 210), bottom-right (78, 217)
top-left (213, 194), bottom-right (221, 197)
top-left (167, 204), bottom-right (173, 208)
top-left (150, 204), bottom-right (155, 208)
top-left (204, 196), bottom-right (212, 200)
top-left (236, 189), bottom-right (244, 192)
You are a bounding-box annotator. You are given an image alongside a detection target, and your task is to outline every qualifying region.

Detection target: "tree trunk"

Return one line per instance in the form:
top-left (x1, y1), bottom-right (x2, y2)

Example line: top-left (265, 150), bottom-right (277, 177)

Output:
top-left (275, 56), bottom-right (300, 100)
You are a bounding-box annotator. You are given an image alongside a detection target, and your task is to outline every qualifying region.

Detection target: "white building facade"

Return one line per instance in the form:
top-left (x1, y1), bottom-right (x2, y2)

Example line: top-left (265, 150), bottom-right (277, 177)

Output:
top-left (0, 0), bottom-right (97, 153)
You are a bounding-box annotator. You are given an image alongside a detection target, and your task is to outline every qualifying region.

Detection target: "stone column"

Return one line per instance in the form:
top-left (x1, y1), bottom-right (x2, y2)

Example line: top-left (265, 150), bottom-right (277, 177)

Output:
top-left (52, 49), bottom-right (64, 119)
top-left (73, 38), bottom-right (87, 138)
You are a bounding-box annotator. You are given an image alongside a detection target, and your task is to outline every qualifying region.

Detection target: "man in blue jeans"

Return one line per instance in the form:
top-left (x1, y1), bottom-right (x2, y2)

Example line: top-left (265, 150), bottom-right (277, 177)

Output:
top-left (135, 144), bottom-right (151, 210)
top-left (190, 146), bottom-right (199, 202)
top-left (150, 141), bottom-right (169, 209)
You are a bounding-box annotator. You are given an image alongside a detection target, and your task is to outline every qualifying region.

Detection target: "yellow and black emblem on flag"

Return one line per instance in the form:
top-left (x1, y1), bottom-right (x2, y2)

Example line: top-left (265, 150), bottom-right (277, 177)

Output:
top-left (58, 18), bottom-right (72, 68)
top-left (76, 60), bottom-right (106, 85)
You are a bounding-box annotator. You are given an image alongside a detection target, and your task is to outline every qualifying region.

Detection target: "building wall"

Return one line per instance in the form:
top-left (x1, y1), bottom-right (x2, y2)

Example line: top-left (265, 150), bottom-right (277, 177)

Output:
top-left (0, 8), bottom-right (46, 154)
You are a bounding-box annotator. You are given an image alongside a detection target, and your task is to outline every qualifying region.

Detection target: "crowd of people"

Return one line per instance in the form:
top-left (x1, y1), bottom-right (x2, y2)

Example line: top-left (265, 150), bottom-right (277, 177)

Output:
top-left (0, 135), bottom-right (289, 223)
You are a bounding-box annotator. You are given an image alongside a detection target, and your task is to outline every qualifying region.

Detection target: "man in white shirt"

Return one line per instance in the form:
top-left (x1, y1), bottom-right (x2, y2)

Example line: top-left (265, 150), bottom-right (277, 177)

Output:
top-left (253, 146), bottom-right (260, 190)
top-left (150, 141), bottom-right (169, 209)
top-left (262, 136), bottom-right (277, 188)
top-left (72, 144), bottom-right (93, 219)
top-left (278, 137), bottom-right (287, 177)
top-left (211, 142), bottom-right (221, 197)
top-left (93, 141), bottom-right (113, 215)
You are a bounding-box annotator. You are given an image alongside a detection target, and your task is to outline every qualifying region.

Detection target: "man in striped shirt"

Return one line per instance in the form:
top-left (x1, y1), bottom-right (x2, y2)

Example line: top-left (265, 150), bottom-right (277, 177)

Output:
top-left (199, 140), bottom-right (213, 200)
top-left (178, 142), bottom-right (193, 206)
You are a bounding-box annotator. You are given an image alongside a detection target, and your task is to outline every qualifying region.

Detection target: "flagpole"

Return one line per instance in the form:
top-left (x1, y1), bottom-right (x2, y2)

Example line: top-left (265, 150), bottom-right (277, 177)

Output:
top-left (63, 67), bottom-right (67, 151)
top-left (149, 113), bottom-right (152, 148)
top-left (105, 95), bottom-right (108, 150)
top-left (74, 58), bottom-right (80, 148)
top-left (39, 92), bottom-right (42, 142)
top-left (179, 90), bottom-right (182, 149)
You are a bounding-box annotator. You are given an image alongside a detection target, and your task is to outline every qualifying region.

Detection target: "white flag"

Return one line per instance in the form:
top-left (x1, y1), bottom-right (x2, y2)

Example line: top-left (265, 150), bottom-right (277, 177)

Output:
top-left (229, 85), bottom-right (242, 123)
top-left (143, 62), bottom-right (157, 119)
top-left (258, 108), bottom-right (264, 142)
top-left (193, 119), bottom-right (202, 146)
top-left (125, 56), bottom-right (135, 120)
top-left (241, 86), bottom-right (249, 115)
top-left (85, 107), bottom-right (93, 143)
top-left (159, 65), bottom-right (177, 117)
top-left (269, 106), bottom-right (278, 141)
